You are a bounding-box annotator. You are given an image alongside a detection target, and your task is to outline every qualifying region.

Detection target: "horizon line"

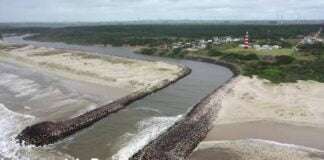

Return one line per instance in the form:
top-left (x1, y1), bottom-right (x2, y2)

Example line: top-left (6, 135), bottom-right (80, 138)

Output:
top-left (1, 19), bottom-right (324, 24)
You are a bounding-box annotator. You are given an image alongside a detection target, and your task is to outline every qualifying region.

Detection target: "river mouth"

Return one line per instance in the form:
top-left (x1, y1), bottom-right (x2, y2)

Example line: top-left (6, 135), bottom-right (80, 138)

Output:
top-left (2, 36), bottom-right (233, 159)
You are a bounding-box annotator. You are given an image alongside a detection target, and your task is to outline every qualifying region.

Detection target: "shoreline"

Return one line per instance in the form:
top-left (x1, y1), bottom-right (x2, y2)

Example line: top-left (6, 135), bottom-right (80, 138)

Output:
top-left (6, 32), bottom-right (323, 159)
top-left (0, 43), bottom-right (192, 146)
top-left (130, 55), bottom-right (239, 159)
top-left (17, 65), bottom-right (191, 146)
top-left (187, 74), bottom-right (324, 159)
top-left (130, 52), bottom-right (324, 159)
top-left (190, 139), bottom-right (324, 160)
top-left (203, 120), bottom-right (324, 150)
top-left (9, 37), bottom-right (322, 159)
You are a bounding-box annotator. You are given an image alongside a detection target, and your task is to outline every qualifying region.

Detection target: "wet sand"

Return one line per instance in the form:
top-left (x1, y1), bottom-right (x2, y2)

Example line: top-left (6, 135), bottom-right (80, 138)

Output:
top-left (205, 120), bottom-right (324, 150)
top-left (190, 140), bottom-right (324, 160)
top-left (0, 42), bottom-right (184, 122)
top-left (0, 61), bottom-right (129, 122)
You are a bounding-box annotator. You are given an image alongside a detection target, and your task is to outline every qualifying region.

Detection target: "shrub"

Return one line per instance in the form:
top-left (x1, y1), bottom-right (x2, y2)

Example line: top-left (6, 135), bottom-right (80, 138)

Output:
top-left (275, 55), bottom-right (295, 65)
top-left (207, 49), bottom-right (224, 57)
top-left (168, 48), bottom-right (186, 58)
top-left (298, 42), bottom-right (324, 56)
top-left (139, 48), bottom-right (158, 55)
top-left (221, 53), bottom-right (259, 61)
top-left (243, 53), bottom-right (259, 60)
top-left (260, 68), bottom-right (285, 83)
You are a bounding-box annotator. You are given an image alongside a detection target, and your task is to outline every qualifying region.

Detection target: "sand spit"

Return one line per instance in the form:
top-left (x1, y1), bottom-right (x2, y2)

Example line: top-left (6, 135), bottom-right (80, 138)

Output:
top-left (16, 65), bottom-right (190, 146)
top-left (0, 43), bottom-right (191, 146)
top-left (0, 44), bottom-right (184, 92)
top-left (190, 139), bottom-right (324, 160)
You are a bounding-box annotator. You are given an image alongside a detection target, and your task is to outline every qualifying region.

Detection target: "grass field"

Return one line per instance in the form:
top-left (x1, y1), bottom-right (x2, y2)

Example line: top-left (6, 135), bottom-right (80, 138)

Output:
top-left (224, 47), bottom-right (294, 56)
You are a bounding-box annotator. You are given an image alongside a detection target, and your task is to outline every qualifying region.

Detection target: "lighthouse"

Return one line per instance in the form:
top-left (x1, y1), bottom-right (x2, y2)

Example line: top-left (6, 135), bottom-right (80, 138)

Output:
top-left (243, 31), bottom-right (250, 49)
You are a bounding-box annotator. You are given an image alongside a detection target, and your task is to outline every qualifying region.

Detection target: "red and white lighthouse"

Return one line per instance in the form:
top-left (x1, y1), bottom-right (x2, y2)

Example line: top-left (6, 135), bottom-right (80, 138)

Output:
top-left (243, 31), bottom-right (250, 49)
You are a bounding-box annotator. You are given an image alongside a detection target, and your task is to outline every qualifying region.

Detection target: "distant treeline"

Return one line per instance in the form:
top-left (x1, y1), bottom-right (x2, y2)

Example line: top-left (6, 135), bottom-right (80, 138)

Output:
top-left (0, 24), bottom-right (322, 46)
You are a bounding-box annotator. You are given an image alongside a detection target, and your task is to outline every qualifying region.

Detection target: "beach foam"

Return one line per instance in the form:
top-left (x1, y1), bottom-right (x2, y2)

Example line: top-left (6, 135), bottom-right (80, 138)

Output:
top-left (112, 115), bottom-right (182, 160)
top-left (0, 103), bottom-right (73, 160)
top-left (0, 73), bottom-right (40, 98)
top-left (0, 103), bottom-right (35, 159)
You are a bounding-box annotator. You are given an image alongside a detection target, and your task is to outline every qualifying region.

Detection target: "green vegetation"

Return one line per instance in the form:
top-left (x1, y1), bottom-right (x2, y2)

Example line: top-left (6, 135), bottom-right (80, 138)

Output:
top-left (139, 42), bottom-right (323, 83)
top-left (202, 43), bottom-right (324, 83)
top-left (223, 48), bottom-right (295, 56)
top-left (0, 24), bottom-right (320, 46)
top-left (1, 24), bottom-right (323, 83)
top-left (220, 53), bottom-right (259, 61)
top-left (297, 42), bottom-right (324, 57)
top-left (138, 47), bottom-right (158, 55)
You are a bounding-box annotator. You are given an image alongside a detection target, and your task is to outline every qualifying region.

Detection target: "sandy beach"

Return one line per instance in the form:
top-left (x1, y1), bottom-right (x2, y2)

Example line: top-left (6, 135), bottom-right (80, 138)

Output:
top-left (190, 76), bottom-right (324, 159)
top-left (0, 43), bottom-right (184, 92)
top-left (216, 76), bottom-right (324, 126)
top-left (0, 41), bottom-right (195, 149)
top-left (0, 42), bottom-right (187, 121)
top-left (190, 140), bottom-right (324, 160)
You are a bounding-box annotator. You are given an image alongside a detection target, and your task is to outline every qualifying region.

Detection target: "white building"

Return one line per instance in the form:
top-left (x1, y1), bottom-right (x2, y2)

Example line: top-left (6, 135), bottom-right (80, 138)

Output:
top-left (253, 44), bottom-right (261, 49)
top-left (233, 38), bottom-right (242, 42)
top-left (239, 44), bottom-right (246, 48)
top-left (225, 36), bottom-right (233, 43)
top-left (213, 37), bottom-right (219, 42)
top-left (198, 44), bottom-right (207, 49)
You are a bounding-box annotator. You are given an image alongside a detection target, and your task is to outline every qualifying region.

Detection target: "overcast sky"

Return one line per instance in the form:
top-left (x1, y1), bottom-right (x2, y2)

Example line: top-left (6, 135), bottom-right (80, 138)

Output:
top-left (0, 0), bottom-right (323, 22)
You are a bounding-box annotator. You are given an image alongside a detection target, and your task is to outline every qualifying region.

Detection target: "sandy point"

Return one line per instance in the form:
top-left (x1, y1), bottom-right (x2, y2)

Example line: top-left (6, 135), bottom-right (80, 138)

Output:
top-left (190, 75), bottom-right (324, 159)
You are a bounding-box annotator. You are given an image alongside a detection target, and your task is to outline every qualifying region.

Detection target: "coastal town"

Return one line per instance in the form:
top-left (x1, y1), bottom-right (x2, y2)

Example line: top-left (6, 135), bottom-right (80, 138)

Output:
top-left (170, 27), bottom-right (324, 51)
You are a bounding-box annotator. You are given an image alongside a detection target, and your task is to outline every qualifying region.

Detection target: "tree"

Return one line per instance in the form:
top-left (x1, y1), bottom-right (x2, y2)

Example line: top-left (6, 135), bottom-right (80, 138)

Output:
top-left (298, 42), bottom-right (324, 57)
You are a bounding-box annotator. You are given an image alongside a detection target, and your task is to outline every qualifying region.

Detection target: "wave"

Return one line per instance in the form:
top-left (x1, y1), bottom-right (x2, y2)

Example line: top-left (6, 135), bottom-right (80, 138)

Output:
top-left (134, 107), bottom-right (163, 115)
top-left (0, 103), bottom-right (35, 160)
top-left (249, 139), bottom-right (324, 152)
top-left (0, 73), bottom-right (40, 98)
top-left (112, 115), bottom-right (182, 160)
top-left (0, 103), bottom-right (73, 160)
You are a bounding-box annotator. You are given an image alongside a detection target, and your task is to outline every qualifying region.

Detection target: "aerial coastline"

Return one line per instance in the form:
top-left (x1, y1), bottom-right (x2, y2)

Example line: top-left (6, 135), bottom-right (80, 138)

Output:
top-left (0, 41), bottom-right (191, 146)
top-left (0, 23), bottom-right (323, 159)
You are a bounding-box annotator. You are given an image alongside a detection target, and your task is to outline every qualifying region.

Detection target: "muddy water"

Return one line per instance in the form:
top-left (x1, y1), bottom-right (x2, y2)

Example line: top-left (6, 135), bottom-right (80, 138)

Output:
top-left (2, 36), bottom-right (233, 160)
